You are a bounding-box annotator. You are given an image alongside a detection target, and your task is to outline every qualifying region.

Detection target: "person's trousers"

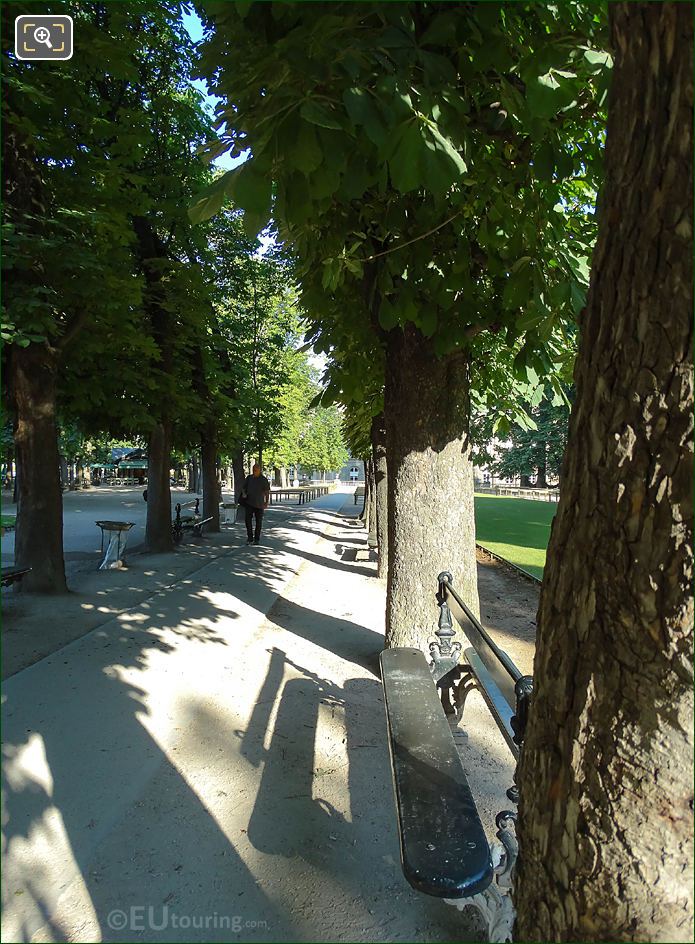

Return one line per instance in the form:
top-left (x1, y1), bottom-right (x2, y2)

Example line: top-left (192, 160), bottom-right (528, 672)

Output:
top-left (245, 506), bottom-right (264, 542)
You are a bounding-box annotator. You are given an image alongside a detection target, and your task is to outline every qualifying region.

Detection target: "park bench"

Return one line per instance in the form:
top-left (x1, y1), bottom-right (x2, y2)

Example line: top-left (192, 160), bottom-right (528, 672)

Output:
top-left (171, 498), bottom-right (214, 543)
top-left (1, 566), bottom-right (31, 588)
top-left (380, 571), bottom-right (533, 942)
top-left (354, 485), bottom-right (365, 505)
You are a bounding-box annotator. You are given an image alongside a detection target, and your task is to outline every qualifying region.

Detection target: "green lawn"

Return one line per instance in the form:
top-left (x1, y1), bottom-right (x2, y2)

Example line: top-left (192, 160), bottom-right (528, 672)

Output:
top-left (474, 494), bottom-right (557, 579)
top-left (1, 515), bottom-right (16, 529)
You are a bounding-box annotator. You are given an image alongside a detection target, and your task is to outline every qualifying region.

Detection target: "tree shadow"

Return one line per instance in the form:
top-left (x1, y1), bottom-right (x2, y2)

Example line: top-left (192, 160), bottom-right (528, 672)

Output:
top-left (266, 594), bottom-right (382, 676)
top-left (2, 492), bottom-right (473, 942)
top-left (1, 575), bottom-right (295, 942)
top-left (190, 648), bottom-right (481, 943)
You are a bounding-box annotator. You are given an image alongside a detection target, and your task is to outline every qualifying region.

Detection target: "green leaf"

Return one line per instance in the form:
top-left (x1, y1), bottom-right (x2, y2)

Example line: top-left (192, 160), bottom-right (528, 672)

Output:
top-left (293, 122), bottom-right (323, 173)
top-left (534, 140), bottom-right (555, 180)
top-left (427, 123), bottom-right (467, 176)
top-left (493, 415), bottom-right (510, 438)
top-left (232, 161), bottom-right (273, 218)
top-left (299, 100), bottom-right (343, 130)
top-left (188, 169), bottom-right (238, 224)
top-left (342, 88), bottom-right (387, 147)
top-left (378, 297), bottom-right (399, 331)
top-left (419, 307), bottom-right (437, 338)
top-left (526, 71), bottom-right (578, 120)
top-left (570, 281), bottom-right (586, 315)
top-left (419, 13), bottom-right (457, 47)
top-left (503, 267), bottom-right (533, 310)
top-left (583, 48), bottom-right (612, 74)
top-left (388, 120), bottom-right (423, 193)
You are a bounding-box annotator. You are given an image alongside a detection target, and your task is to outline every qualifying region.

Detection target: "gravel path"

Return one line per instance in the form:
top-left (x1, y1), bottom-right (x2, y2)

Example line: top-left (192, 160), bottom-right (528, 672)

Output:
top-left (2, 490), bottom-right (538, 943)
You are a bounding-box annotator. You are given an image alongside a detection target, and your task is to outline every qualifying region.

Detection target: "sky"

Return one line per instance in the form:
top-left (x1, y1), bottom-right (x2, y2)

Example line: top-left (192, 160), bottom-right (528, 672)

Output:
top-left (182, 8), bottom-right (247, 172)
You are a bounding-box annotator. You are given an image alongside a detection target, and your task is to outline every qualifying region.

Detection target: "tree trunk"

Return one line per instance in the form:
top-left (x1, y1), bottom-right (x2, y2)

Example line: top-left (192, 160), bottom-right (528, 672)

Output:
top-left (516, 6), bottom-right (694, 942)
top-left (10, 345), bottom-right (67, 593)
top-left (520, 473), bottom-right (532, 488)
top-left (535, 455), bottom-right (548, 489)
top-left (384, 323), bottom-right (479, 648)
top-left (232, 449), bottom-right (245, 503)
top-left (145, 421), bottom-right (174, 553)
top-left (189, 452), bottom-right (200, 494)
top-left (273, 467), bottom-right (282, 486)
top-left (366, 454), bottom-right (377, 548)
top-left (59, 455), bottom-right (68, 489)
top-left (201, 422), bottom-right (220, 533)
top-left (371, 412), bottom-right (388, 573)
top-left (361, 456), bottom-right (372, 528)
top-left (3, 35), bottom-right (67, 592)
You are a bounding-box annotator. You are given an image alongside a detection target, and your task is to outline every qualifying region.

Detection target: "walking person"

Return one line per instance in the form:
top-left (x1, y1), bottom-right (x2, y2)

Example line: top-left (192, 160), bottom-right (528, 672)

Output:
top-left (241, 463), bottom-right (270, 545)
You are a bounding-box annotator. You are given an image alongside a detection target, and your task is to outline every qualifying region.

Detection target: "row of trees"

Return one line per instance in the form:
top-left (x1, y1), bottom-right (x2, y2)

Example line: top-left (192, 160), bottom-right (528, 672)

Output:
top-left (194, 0), bottom-right (603, 638)
top-left (1, 1), bottom-right (347, 592)
top-left (193, 2), bottom-right (692, 941)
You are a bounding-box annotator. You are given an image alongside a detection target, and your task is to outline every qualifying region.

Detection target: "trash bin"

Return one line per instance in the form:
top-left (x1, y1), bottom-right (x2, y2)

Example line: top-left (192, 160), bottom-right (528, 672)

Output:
top-left (95, 520), bottom-right (135, 570)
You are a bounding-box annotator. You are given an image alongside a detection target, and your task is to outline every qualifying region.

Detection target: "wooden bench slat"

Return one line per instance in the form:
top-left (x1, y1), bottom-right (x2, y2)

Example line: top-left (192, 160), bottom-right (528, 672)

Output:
top-left (380, 647), bottom-right (493, 898)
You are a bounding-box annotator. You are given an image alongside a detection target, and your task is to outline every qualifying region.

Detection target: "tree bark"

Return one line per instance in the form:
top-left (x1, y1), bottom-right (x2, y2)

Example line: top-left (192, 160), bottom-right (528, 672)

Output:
top-left (145, 421), bottom-right (174, 553)
top-left (10, 345), bottom-right (67, 593)
top-left (232, 448), bottom-right (245, 503)
top-left (535, 455), bottom-right (548, 489)
top-left (132, 215), bottom-right (175, 553)
top-left (366, 453), bottom-right (377, 548)
top-left (361, 456), bottom-right (372, 529)
top-left (384, 323), bottom-right (479, 649)
top-left (371, 413), bottom-right (387, 571)
top-left (201, 422), bottom-right (220, 533)
top-left (4, 87), bottom-right (67, 592)
top-left (516, 6), bottom-right (693, 942)
top-left (190, 452), bottom-right (201, 494)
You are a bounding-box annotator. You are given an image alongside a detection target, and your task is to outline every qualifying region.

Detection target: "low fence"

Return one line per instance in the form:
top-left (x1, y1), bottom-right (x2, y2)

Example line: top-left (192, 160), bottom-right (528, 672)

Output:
top-left (476, 486), bottom-right (560, 503)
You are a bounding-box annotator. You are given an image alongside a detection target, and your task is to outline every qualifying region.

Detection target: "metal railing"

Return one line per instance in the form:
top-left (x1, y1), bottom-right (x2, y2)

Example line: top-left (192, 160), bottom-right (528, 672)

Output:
top-left (476, 485), bottom-right (560, 502)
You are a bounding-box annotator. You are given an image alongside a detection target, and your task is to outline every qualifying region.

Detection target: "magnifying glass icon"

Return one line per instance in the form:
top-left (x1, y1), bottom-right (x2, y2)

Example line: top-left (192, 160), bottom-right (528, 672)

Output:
top-left (33, 26), bottom-right (53, 49)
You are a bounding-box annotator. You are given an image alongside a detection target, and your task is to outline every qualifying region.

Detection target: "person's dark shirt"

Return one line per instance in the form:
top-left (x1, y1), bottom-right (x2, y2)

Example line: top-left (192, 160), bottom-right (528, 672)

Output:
top-left (244, 474), bottom-right (270, 509)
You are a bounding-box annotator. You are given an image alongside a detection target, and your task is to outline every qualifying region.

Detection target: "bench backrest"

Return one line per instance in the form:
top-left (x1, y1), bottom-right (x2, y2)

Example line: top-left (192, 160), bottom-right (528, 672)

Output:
top-left (437, 572), bottom-right (533, 758)
top-left (440, 576), bottom-right (520, 711)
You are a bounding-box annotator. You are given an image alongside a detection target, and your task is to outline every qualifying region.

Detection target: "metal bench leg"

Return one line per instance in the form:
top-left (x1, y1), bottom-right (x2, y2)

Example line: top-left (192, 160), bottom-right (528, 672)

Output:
top-left (446, 882), bottom-right (515, 944)
top-left (444, 812), bottom-right (518, 943)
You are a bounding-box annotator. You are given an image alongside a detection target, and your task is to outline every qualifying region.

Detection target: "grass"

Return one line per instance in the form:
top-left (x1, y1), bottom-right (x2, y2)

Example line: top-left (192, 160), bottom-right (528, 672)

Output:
top-left (474, 494), bottom-right (557, 579)
top-left (1, 515), bottom-right (16, 529)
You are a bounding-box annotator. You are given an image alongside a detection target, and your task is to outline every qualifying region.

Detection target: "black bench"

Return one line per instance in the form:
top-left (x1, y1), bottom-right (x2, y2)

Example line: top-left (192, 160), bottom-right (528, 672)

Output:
top-left (380, 571), bottom-right (532, 939)
top-left (172, 499), bottom-right (214, 544)
top-left (1, 566), bottom-right (31, 588)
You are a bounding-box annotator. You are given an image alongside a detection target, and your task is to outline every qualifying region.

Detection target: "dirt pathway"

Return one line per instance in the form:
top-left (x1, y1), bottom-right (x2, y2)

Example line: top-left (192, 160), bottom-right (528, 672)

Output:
top-left (2, 492), bottom-right (538, 943)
